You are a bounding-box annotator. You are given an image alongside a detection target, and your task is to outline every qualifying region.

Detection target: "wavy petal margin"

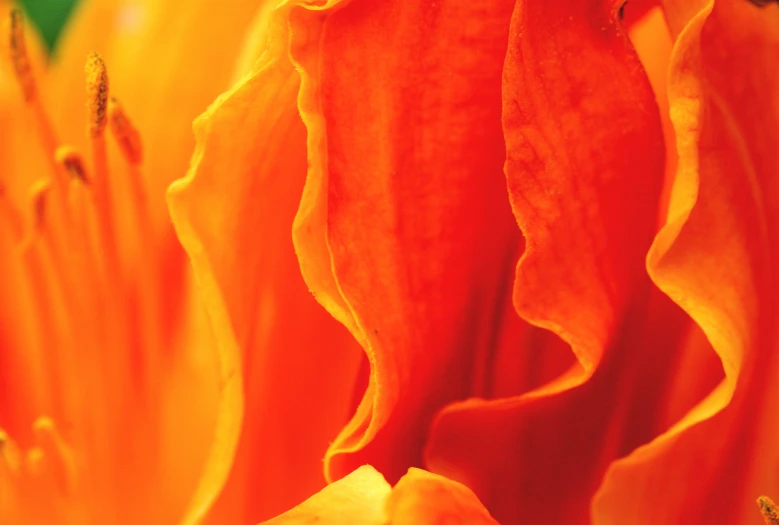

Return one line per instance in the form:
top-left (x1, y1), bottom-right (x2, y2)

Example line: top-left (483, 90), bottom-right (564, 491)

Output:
top-left (424, 0), bottom-right (671, 522)
top-left (166, 7), bottom-right (291, 524)
top-left (593, 1), bottom-right (779, 523)
top-left (289, 0), bottom-right (548, 485)
top-left (168, 0), bottom-right (368, 521)
top-left (168, 147), bottom-right (244, 525)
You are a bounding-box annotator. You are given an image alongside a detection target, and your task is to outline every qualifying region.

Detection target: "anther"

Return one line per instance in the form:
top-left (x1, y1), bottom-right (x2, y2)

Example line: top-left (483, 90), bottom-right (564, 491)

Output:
top-left (108, 97), bottom-right (143, 165)
top-left (758, 496), bottom-right (779, 524)
top-left (25, 446), bottom-right (45, 477)
top-left (8, 9), bottom-right (36, 103)
top-left (29, 180), bottom-right (51, 235)
top-left (55, 146), bottom-right (90, 184)
top-left (85, 53), bottom-right (121, 288)
top-left (85, 52), bottom-right (109, 138)
top-left (32, 417), bottom-right (75, 496)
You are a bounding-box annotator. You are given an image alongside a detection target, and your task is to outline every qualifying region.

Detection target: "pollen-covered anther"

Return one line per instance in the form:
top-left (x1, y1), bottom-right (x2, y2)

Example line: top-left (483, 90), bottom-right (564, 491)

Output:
top-left (108, 97), bottom-right (143, 165)
top-left (758, 496), bottom-right (779, 524)
top-left (85, 52), bottom-right (109, 138)
top-left (7, 9), bottom-right (36, 102)
top-left (55, 146), bottom-right (90, 183)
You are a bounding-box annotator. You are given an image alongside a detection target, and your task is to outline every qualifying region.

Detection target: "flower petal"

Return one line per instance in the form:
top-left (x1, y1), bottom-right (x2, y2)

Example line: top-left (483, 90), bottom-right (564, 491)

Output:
top-left (167, 5), bottom-right (363, 523)
top-left (386, 469), bottom-right (499, 525)
top-left (258, 466), bottom-right (498, 525)
top-left (289, 0), bottom-right (546, 485)
top-left (661, 0), bottom-right (711, 37)
top-left (259, 465), bottom-right (391, 525)
top-left (424, 1), bottom-right (696, 523)
top-left (594, 2), bottom-right (779, 523)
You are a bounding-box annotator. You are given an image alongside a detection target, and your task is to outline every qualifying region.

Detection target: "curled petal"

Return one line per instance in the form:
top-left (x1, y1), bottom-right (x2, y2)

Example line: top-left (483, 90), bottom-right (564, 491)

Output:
top-left (425, 0), bottom-right (679, 523)
top-left (289, 0), bottom-right (538, 485)
top-left (594, 2), bottom-right (779, 523)
top-left (168, 4), bottom-right (362, 523)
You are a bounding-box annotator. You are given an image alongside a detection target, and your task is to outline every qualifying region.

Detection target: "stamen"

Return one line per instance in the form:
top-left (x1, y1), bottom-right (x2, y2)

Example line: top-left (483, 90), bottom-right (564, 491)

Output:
top-left (32, 417), bottom-right (76, 496)
top-left (0, 183), bottom-right (24, 242)
top-left (0, 429), bottom-right (22, 474)
top-left (29, 179), bottom-right (51, 237)
top-left (85, 53), bottom-right (109, 139)
top-left (107, 96), bottom-right (160, 386)
top-left (8, 9), bottom-right (36, 103)
top-left (7, 10), bottom-right (66, 194)
top-left (25, 446), bottom-right (45, 477)
top-left (109, 95), bottom-right (160, 364)
top-left (108, 97), bottom-right (143, 165)
top-left (758, 496), bottom-right (779, 524)
top-left (55, 146), bottom-right (90, 184)
top-left (85, 53), bottom-right (120, 285)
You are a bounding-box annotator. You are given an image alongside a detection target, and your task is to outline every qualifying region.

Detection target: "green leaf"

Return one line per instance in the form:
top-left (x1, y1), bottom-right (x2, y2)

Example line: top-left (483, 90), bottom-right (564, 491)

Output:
top-left (18, 0), bottom-right (78, 51)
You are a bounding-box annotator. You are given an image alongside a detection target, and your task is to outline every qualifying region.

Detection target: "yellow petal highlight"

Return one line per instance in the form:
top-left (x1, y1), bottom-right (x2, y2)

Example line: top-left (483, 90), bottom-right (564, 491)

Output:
top-left (168, 3), bottom-right (362, 523)
top-left (594, 1), bottom-right (779, 523)
top-left (387, 469), bottom-right (499, 525)
top-left (259, 465), bottom-right (391, 525)
top-left (258, 467), bottom-right (498, 525)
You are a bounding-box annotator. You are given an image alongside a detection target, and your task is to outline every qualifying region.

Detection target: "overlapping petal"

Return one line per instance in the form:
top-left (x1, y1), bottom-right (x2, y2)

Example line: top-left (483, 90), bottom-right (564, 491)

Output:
top-left (288, 0), bottom-right (572, 487)
top-left (259, 465), bottom-right (391, 525)
top-left (4, 0), bottom-right (774, 523)
top-left (594, 2), bottom-right (779, 523)
top-left (167, 4), bottom-right (364, 523)
top-left (386, 468), bottom-right (500, 525)
top-left (259, 465), bottom-right (497, 525)
top-left (423, 2), bottom-right (722, 524)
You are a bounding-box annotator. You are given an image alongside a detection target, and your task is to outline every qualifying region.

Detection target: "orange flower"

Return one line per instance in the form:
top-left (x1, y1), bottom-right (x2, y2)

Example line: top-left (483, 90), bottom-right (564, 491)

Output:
top-left (3, 0), bottom-right (779, 524)
top-left (0, 0), bottom-right (282, 522)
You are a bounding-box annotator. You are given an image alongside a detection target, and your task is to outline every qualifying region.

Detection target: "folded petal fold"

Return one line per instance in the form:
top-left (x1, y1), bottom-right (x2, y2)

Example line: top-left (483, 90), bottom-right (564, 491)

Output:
top-left (288, 0), bottom-right (539, 485)
top-left (167, 4), bottom-right (363, 523)
top-left (594, 2), bottom-right (779, 523)
top-left (425, 1), bottom-right (699, 523)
